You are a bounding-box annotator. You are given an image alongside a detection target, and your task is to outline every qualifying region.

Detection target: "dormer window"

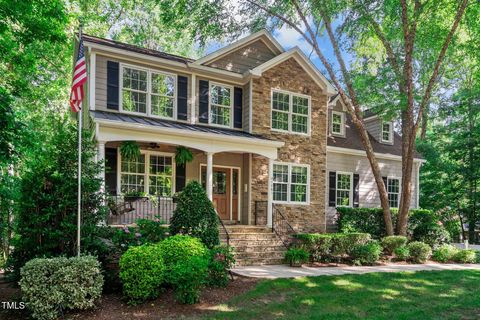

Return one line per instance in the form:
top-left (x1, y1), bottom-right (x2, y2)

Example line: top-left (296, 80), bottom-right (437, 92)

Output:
top-left (381, 122), bottom-right (393, 143)
top-left (331, 111), bottom-right (345, 136)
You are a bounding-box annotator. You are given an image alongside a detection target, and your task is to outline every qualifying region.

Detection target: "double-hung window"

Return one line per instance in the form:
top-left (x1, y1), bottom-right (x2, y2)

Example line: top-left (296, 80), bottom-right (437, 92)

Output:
top-left (272, 163), bottom-right (309, 204)
top-left (120, 152), bottom-right (174, 197)
top-left (120, 65), bottom-right (176, 119)
top-left (210, 84), bottom-right (232, 127)
top-left (331, 111), bottom-right (345, 136)
top-left (387, 178), bottom-right (400, 208)
top-left (382, 122), bottom-right (393, 143)
top-left (271, 90), bottom-right (310, 135)
top-left (336, 172), bottom-right (352, 206)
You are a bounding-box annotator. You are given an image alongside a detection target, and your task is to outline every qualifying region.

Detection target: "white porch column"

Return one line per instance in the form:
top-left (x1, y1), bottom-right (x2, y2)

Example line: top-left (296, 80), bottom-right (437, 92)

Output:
top-left (267, 158), bottom-right (274, 227)
top-left (97, 141), bottom-right (106, 194)
top-left (206, 152), bottom-right (214, 201)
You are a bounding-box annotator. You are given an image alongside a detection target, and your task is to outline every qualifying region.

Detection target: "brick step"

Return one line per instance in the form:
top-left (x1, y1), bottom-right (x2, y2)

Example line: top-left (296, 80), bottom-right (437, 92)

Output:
top-left (234, 251), bottom-right (286, 260)
top-left (220, 233), bottom-right (277, 240)
top-left (220, 239), bottom-right (285, 246)
top-left (235, 258), bottom-right (285, 266)
top-left (220, 226), bottom-right (272, 234)
top-left (231, 245), bottom-right (286, 253)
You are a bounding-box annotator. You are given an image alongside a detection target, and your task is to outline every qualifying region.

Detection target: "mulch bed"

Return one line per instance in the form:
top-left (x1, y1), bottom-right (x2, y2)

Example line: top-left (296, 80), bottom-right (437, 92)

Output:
top-left (0, 275), bottom-right (258, 320)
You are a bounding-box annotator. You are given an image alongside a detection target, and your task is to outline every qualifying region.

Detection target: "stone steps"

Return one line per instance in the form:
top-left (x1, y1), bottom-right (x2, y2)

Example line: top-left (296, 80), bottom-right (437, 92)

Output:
top-left (219, 225), bottom-right (287, 266)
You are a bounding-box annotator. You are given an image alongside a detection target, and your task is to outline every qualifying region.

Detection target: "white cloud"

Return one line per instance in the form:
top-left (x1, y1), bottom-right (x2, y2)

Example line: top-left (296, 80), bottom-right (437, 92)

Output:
top-left (273, 22), bottom-right (313, 55)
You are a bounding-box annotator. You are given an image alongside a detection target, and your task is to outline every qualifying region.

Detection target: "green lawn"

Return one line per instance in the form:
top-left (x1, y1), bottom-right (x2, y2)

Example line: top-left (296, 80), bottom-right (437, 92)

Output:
top-left (206, 270), bottom-right (480, 320)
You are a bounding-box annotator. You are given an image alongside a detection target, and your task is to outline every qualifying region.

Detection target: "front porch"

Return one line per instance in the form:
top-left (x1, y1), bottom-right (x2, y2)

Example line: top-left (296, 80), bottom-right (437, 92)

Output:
top-left (93, 112), bottom-right (284, 226)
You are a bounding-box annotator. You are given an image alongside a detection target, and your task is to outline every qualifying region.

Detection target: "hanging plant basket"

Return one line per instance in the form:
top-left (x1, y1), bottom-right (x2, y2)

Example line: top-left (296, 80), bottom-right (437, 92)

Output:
top-left (120, 141), bottom-right (141, 162)
top-left (175, 146), bottom-right (193, 165)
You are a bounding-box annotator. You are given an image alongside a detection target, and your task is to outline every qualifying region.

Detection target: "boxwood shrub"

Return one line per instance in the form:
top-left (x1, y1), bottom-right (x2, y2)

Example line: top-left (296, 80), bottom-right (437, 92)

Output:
top-left (351, 241), bottom-right (382, 266)
top-left (394, 246), bottom-right (410, 261)
top-left (119, 243), bottom-right (165, 304)
top-left (381, 236), bottom-right (408, 255)
top-left (432, 244), bottom-right (459, 263)
top-left (19, 256), bottom-right (103, 320)
top-left (407, 241), bottom-right (432, 263)
top-left (453, 249), bottom-right (477, 263)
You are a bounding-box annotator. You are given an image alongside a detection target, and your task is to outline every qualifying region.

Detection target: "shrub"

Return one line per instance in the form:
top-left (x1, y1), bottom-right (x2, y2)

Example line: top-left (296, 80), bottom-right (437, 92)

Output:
top-left (407, 241), bottom-right (432, 263)
top-left (394, 246), bottom-right (410, 261)
top-left (207, 245), bottom-right (235, 287)
top-left (136, 218), bottom-right (169, 243)
top-left (158, 234), bottom-right (208, 268)
top-left (337, 207), bottom-right (395, 238)
top-left (408, 210), bottom-right (451, 248)
top-left (119, 244), bottom-right (165, 304)
top-left (169, 255), bottom-right (209, 304)
top-left (169, 181), bottom-right (219, 248)
top-left (19, 256), bottom-right (103, 320)
top-left (339, 233), bottom-right (372, 256)
top-left (112, 226), bottom-right (143, 252)
top-left (294, 233), bottom-right (333, 262)
top-left (453, 249), bottom-right (477, 264)
top-left (381, 236), bottom-right (408, 255)
top-left (350, 241), bottom-right (382, 265)
top-left (432, 244), bottom-right (459, 263)
top-left (284, 248), bottom-right (310, 266)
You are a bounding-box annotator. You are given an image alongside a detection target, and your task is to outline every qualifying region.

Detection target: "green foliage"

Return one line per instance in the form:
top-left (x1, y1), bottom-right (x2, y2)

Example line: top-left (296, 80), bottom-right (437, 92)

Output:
top-left (294, 233), bottom-right (371, 262)
top-left (19, 256), bottom-right (103, 320)
top-left (120, 141), bottom-right (140, 162)
top-left (119, 244), bottom-right (165, 304)
top-left (159, 234), bottom-right (208, 268)
top-left (453, 249), bottom-right (477, 264)
top-left (432, 244), bottom-right (459, 263)
top-left (169, 255), bottom-right (209, 304)
top-left (111, 220), bottom-right (168, 252)
top-left (351, 241), bottom-right (382, 266)
top-left (394, 246), bottom-right (410, 261)
top-left (207, 245), bottom-right (235, 287)
top-left (381, 236), bottom-right (408, 255)
top-left (285, 247), bottom-right (310, 266)
top-left (407, 242), bottom-right (432, 263)
top-left (337, 207), bottom-right (395, 238)
top-left (7, 119), bottom-right (107, 279)
top-left (175, 146), bottom-right (194, 165)
top-left (169, 181), bottom-right (219, 248)
top-left (408, 210), bottom-right (451, 248)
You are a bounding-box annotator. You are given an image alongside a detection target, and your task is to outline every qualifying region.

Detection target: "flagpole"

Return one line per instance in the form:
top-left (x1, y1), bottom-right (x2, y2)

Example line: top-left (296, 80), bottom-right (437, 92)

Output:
top-left (77, 25), bottom-right (83, 257)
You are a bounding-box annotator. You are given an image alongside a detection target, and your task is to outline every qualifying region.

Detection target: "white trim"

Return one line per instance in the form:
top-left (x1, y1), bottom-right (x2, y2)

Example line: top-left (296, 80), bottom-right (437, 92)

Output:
top-left (248, 153), bottom-right (252, 225)
top-left (272, 162), bottom-right (311, 205)
top-left (335, 171), bottom-right (353, 207)
top-left (191, 73), bottom-right (197, 124)
top-left (249, 47), bottom-right (337, 95)
top-left (327, 146), bottom-right (426, 163)
top-left (416, 162), bottom-right (421, 208)
top-left (192, 30), bottom-right (284, 66)
top-left (97, 121), bottom-right (283, 159)
top-left (386, 176), bottom-right (401, 208)
top-left (89, 51), bottom-right (96, 111)
top-left (117, 149), bottom-right (176, 196)
top-left (199, 164), bottom-right (242, 222)
top-left (331, 111), bottom-right (345, 137)
top-left (381, 121), bottom-right (394, 144)
top-left (119, 63), bottom-right (178, 120)
top-left (270, 89), bottom-right (311, 136)
top-left (248, 79), bottom-right (253, 133)
top-left (208, 82), bottom-right (234, 128)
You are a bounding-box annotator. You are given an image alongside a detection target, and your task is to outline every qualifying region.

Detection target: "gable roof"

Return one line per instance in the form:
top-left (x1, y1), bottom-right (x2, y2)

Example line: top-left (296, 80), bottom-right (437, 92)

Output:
top-left (328, 114), bottom-right (423, 159)
top-left (82, 34), bottom-right (194, 64)
top-left (249, 47), bottom-right (337, 95)
top-left (192, 30), bottom-right (284, 66)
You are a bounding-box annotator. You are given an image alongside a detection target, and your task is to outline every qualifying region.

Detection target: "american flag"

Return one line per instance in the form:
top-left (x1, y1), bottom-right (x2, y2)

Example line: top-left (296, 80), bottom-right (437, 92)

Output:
top-left (69, 38), bottom-right (87, 112)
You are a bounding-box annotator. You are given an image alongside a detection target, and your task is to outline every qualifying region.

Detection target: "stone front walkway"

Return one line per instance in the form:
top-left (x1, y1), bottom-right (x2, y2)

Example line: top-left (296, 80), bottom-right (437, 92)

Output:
top-left (232, 263), bottom-right (480, 279)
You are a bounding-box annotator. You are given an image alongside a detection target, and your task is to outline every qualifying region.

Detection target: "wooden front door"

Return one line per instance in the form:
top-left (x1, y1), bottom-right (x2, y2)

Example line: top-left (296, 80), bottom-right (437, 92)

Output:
top-left (212, 168), bottom-right (230, 220)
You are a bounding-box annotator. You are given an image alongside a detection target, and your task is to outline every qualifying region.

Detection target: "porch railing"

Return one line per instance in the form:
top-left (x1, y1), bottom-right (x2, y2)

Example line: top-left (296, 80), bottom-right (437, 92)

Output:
top-left (107, 195), bottom-right (175, 225)
top-left (216, 209), bottom-right (230, 247)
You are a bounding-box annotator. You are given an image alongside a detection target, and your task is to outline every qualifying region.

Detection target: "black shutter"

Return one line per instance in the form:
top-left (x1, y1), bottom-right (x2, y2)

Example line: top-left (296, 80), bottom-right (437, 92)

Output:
top-left (353, 174), bottom-right (360, 207)
top-left (199, 80), bottom-right (209, 123)
top-left (105, 148), bottom-right (118, 195)
top-left (382, 176), bottom-right (388, 190)
top-left (233, 87), bottom-right (243, 129)
top-left (106, 61), bottom-right (119, 110)
top-left (177, 76), bottom-right (188, 120)
top-left (175, 163), bottom-right (186, 192)
top-left (329, 171), bottom-right (336, 207)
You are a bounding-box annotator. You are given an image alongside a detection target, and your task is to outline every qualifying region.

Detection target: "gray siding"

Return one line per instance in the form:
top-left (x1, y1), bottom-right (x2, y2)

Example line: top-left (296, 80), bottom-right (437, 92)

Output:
top-left (365, 118), bottom-right (381, 141)
top-left (325, 151), bottom-right (419, 229)
top-left (94, 54), bottom-right (192, 122)
top-left (206, 40), bottom-right (277, 73)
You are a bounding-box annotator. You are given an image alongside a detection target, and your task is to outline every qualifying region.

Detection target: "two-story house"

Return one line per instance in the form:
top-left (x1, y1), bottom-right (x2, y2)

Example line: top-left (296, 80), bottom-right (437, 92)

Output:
top-left (79, 30), bottom-right (423, 247)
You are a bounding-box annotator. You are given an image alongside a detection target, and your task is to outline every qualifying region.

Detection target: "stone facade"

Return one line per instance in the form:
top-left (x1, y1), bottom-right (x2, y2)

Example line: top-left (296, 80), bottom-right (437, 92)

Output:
top-left (251, 58), bottom-right (328, 233)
